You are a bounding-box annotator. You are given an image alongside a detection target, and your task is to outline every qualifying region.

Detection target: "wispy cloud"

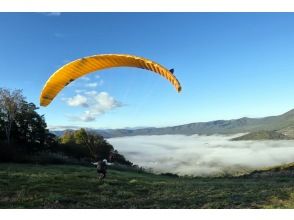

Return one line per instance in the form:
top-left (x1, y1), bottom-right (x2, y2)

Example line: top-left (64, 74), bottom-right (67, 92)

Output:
top-left (108, 134), bottom-right (294, 177)
top-left (48, 125), bottom-right (109, 131)
top-left (48, 125), bottom-right (82, 131)
top-left (43, 12), bottom-right (61, 16)
top-left (75, 89), bottom-right (86, 93)
top-left (81, 76), bottom-right (90, 81)
top-left (64, 91), bottom-right (123, 122)
top-left (84, 90), bottom-right (98, 95)
top-left (85, 79), bottom-right (104, 88)
top-left (85, 82), bottom-right (98, 88)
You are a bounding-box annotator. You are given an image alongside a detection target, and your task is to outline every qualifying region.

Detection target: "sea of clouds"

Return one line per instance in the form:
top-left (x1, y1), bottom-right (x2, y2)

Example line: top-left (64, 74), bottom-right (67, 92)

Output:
top-left (108, 134), bottom-right (294, 176)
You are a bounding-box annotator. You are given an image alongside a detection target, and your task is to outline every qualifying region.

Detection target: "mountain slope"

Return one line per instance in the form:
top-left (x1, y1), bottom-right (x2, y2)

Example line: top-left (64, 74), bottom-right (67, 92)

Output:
top-left (51, 109), bottom-right (294, 137)
top-left (231, 130), bottom-right (293, 141)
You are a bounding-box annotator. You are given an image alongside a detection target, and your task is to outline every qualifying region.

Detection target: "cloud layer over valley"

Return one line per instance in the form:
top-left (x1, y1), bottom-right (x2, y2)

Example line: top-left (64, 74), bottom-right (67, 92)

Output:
top-left (108, 134), bottom-right (294, 176)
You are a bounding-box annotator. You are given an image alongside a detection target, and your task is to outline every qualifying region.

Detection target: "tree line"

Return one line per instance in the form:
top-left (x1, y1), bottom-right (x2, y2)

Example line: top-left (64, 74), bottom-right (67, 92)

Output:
top-left (0, 88), bottom-right (132, 166)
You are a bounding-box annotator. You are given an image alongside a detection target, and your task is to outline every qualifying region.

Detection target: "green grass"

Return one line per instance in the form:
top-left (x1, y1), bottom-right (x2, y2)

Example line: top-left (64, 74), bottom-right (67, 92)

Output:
top-left (0, 163), bottom-right (294, 208)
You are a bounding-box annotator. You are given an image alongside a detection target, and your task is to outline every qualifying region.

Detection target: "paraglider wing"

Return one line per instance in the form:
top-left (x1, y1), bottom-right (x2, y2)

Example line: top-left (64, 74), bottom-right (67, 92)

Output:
top-left (40, 54), bottom-right (182, 106)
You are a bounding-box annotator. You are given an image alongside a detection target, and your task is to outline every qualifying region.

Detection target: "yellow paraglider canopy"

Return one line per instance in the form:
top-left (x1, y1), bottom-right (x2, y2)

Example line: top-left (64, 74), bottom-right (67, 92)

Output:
top-left (40, 54), bottom-right (182, 106)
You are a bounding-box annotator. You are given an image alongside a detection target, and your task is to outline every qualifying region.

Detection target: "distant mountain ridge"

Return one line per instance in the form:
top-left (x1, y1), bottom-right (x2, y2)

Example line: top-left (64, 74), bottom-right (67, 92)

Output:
top-left (51, 109), bottom-right (294, 138)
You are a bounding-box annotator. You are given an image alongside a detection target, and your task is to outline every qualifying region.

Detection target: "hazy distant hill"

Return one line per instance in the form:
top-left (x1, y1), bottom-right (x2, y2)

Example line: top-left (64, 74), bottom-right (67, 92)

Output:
top-left (51, 109), bottom-right (294, 138)
top-left (231, 130), bottom-right (293, 141)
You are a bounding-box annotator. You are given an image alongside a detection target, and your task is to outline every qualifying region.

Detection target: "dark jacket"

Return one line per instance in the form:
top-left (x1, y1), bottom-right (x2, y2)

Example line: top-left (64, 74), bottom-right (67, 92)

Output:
top-left (97, 160), bottom-right (107, 171)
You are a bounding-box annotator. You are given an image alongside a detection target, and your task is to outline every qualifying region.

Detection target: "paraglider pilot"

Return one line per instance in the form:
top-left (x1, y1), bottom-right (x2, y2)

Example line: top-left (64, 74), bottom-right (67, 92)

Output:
top-left (92, 153), bottom-right (113, 180)
top-left (97, 159), bottom-right (108, 180)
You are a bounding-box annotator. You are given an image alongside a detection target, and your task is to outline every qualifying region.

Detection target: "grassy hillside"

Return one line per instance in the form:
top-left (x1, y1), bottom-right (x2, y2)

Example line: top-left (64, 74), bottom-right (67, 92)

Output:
top-left (1, 163), bottom-right (294, 208)
top-left (247, 162), bottom-right (294, 177)
top-left (231, 130), bottom-right (293, 141)
top-left (278, 126), bottom-right (294, 138)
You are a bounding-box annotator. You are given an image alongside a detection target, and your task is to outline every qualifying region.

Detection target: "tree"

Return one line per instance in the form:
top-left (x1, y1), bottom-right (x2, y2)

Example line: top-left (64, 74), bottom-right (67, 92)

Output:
top-left (0, 88), bottom-right (25, 144)
top-left (57, 129), bottom-right (133, 165)
top-left (110, 150), bottom-right (133, 166)
top-left (73, 128), bottom-right (114, 160)
top-left (13, 101), bottom-right (48, 152)
top-left (0, 88), bottom-right (56, 154)
top-left (0, 110), bottom-right (6, 141)
top-left (59, 129), bottom-right (115, 160)
top-left (60, 130), bottom-right (76, 144)
top-left (58, 130), bottom-right (90, 159)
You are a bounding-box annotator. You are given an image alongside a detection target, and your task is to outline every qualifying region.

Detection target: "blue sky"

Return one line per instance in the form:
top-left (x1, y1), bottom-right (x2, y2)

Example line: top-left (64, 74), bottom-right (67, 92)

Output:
top-left (1, 13), bottom-right (294, 129)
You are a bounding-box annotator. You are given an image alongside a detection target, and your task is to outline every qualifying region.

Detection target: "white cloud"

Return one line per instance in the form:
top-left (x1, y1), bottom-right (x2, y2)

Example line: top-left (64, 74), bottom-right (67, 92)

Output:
top-left (64, 91), bottom-right (122, 122)
top-left (65, 94), bottom-right (88, 107)
top-left (81, 76), bottom-right (90, 81)
top-left (85, 79), bottom-right (103, 88)
top-left (84, 90), bottom-right (98, 96)
top-left (75, 89), bottom-right (86, 93)
top-left (95, 92), bottom-right (120, 110)
top-left (108, 134), bottom-right (294, 177)
top-left (78, 111), bottom-right (97, 122)
top-left (85, 82), bottom-right (98, 88)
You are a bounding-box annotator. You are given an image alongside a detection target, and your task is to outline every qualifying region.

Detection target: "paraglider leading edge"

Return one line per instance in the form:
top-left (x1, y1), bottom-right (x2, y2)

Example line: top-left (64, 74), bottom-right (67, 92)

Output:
top-left (40, 54), bottom-right (182, 107)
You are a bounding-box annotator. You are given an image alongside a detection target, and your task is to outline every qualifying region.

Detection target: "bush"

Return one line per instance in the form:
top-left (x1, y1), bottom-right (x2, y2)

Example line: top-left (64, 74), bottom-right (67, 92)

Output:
top-left (52, 143), bottom-right (91, 160)
top-left (0, 142), bottom-right (14, 162)
top-left (160, 173), bottom-right (179, 178)
top-left (0, 141), bottom-right (88, 165)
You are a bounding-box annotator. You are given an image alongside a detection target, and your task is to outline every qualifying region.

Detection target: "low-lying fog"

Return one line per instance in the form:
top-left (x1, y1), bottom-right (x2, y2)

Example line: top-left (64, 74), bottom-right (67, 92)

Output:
top-left (108, 134), bottom-right (294, 176)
